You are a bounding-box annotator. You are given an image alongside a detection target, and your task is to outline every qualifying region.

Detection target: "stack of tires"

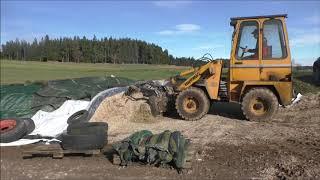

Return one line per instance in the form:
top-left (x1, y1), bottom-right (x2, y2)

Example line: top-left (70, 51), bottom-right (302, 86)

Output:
top-left (0, 118), bottom-right (35, 143)
top-left (62, 110), bottom-right (108, 150)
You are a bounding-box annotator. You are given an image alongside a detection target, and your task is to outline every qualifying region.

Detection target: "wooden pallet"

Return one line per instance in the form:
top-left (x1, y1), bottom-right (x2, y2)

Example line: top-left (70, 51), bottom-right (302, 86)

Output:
top-left (22, 144), bottom-right (101, 159)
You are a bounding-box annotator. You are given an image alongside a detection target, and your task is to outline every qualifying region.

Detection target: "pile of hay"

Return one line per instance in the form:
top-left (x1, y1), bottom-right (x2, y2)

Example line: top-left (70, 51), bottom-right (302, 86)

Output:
top-left (89, 92), bottom-right (155, 124)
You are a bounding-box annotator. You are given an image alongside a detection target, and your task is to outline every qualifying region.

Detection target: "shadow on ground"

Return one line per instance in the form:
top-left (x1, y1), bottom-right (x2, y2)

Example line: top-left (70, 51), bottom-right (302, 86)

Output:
top-left (209, 102), bottom-right (246, 120)
top-left (163, 101), bottom-right (246, 120)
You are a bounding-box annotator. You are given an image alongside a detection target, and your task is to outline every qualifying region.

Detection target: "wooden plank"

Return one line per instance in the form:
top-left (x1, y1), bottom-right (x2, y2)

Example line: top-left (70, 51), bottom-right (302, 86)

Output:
top-left (22, 144), bottom-right (101, 159)
top-left (52, 152), bottom-right (64, 159)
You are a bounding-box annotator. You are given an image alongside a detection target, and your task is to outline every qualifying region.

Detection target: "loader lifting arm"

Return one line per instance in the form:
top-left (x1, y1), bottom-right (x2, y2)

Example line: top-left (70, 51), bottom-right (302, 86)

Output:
top-left (171, 61), bottom-right (220, 92)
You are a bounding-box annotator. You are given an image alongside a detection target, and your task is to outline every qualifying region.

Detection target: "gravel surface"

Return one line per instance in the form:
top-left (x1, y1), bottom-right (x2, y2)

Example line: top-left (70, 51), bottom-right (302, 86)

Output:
top-left (1, 93), bottom-right (320, 180)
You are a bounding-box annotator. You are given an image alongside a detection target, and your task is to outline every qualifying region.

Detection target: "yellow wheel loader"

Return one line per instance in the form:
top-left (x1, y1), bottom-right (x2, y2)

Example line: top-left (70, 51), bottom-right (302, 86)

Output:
top-left (169, 14), bottom-right (293, 121)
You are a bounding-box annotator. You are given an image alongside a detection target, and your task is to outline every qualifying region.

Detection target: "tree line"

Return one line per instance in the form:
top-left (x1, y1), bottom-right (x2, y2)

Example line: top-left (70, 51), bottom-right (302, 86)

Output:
top-left (0, 35), bottom-right (211, 66)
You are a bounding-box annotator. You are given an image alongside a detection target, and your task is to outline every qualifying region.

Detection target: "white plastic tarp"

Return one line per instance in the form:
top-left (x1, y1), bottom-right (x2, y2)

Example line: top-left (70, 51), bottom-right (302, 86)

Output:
top-left (0, 87), bottom-right (126, 146)
top-left (0, 100), bottom-right (89, 146)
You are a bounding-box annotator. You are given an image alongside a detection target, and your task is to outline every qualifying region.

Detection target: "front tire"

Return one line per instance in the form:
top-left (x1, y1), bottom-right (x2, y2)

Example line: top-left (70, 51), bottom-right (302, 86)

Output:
top-left (241, 88), bottom-right (278, 121)
top-left (175, 87), bottom-right (210, 121)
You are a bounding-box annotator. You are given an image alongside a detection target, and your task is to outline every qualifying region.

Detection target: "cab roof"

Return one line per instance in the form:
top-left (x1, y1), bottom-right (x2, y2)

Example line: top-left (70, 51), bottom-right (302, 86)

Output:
top-left (230, 14), bottom-right (287, 26)
top-left (230, 14), bottom-right (287, 21)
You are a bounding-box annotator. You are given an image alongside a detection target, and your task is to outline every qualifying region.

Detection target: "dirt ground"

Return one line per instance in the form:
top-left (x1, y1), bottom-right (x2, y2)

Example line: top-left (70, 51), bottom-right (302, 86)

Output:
top-left (1, 93), bottom-right (320, 180)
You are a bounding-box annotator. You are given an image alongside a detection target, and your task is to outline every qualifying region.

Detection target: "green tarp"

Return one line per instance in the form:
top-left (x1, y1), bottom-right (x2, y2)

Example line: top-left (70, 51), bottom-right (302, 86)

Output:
top-left (0, 76), bottom-right (134, 119)
top-left (0, 84), bottom-right (41, 118)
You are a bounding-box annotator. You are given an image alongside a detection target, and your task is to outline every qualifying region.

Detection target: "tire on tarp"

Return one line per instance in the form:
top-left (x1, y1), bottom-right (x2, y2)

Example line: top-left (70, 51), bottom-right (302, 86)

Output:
top-left (23, 118), bottom-right (35, 135)
top-left (61, 131), bottom-right (106, 150)
top-left (67, 122), bottom-right (108, 129)
top-left (67, 110), bottom-right (89, 124)
top-left (0, 118), bottom-right (28, 143)
top-left (67, 122), bottom-right (108, 135)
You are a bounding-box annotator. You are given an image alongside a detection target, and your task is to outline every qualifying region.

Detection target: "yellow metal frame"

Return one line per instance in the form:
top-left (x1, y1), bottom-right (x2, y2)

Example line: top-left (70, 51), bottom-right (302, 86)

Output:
top-left (173, 60), bottom-right (222, 99)
top-left (171, 15), bottom-right (293, 106)
top-left (229, 16), bottom-right (292, 105)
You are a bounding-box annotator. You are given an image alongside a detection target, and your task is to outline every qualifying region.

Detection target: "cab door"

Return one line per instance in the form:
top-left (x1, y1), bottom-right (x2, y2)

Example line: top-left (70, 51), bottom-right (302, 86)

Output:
top-left (260, 18), bottom-right (292, 81)
top-left (231, 20), bottom-right (261, 81)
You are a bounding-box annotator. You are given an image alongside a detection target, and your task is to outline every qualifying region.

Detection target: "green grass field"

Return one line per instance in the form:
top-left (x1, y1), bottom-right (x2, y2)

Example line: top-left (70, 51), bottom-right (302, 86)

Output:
top-left (1, 60), bottom-right (319, 94)
top-left (293, 70), bottom-right (320, 94)
top-left (0, 60), bottom-right (188, 84)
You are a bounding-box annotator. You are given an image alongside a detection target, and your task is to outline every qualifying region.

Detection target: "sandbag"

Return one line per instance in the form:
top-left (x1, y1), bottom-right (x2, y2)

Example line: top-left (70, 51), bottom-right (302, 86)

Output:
top-left (112, 130), bottom-right (191, 169)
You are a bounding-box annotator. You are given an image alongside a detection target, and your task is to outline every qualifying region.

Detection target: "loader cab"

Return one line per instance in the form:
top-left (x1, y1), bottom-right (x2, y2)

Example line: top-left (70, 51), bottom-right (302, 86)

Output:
top-left (229, 14), bottom-right (293, 105)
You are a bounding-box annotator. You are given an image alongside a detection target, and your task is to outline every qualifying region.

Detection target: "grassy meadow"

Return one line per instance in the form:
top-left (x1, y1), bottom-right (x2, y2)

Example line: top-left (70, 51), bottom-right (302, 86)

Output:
top-left (293, 70), bottom-right (320, 94)
top-left (0, 60), bottom-right (188, 84)
top-left (1, 60), bottom-right (319, 94)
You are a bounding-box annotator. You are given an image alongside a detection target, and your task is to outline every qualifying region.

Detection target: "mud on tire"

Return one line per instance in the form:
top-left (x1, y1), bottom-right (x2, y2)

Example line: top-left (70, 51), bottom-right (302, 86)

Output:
top-left (175, 87), bottom-right (210, 121)
top-left (241, 88), bottom-right (278, 121)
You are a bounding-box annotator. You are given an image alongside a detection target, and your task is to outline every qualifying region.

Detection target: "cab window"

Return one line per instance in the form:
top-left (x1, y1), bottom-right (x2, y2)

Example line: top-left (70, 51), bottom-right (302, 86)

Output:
top-left (262, 19), bottom-right (287, 59)
top-left (236, 21), bottom-right (259, 60)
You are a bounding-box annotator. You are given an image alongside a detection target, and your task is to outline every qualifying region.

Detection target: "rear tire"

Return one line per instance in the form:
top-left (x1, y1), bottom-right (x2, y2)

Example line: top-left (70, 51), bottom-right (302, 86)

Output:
top-left (241, 88), bottom-right (278, 121)
top-left (175, 87), bottom-right (210, 121)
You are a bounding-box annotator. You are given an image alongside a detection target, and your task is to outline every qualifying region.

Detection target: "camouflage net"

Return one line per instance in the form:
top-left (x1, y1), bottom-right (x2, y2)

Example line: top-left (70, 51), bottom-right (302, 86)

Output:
top-left (112, 130), bottom-right (191, 170)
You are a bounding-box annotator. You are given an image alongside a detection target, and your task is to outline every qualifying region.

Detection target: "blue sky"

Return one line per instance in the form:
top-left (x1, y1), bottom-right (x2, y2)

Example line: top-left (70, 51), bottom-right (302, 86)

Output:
top-left (1, 1), bottom-right (319, 65)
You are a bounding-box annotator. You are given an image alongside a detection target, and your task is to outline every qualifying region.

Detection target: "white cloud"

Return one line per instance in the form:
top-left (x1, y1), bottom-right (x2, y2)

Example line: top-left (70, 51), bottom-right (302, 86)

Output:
top-left (290, 33), bottom-right (320, 47)
top-left (175, 24), bottom-right (200, 32)
top-left (193, 44), bottom-right (224, 50)
top-left (157, 23), bottom-right (201, 35)
top-left (153, 1), bottom-right (192, 8)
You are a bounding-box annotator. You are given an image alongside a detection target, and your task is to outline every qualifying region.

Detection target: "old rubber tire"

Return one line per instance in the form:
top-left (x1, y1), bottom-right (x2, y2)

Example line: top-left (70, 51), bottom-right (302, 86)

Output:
top-left (23, 118), bottom-right (35, 135)
top-left (61, 131), bottom-right (106, 150)
top-left (175, 87), bottom-right (210, 121)
top-left (241, 88), bottom-right (278, 121)
top-left (0, 118), bottom-right (28, 143)
top-left (67, 110), bottom-right (89, 124)
top-left (67, 122), bottom-right (108, 129)
top-left (67, 122), bottom-right (108, 135)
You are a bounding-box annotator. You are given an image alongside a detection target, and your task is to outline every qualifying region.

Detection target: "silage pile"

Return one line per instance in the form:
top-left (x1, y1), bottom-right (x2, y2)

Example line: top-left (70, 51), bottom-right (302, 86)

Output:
top-left (87, 91), bottom-right (189, 143)
top-left (89, 92), bottom-right (157, 141)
